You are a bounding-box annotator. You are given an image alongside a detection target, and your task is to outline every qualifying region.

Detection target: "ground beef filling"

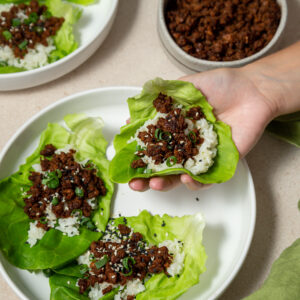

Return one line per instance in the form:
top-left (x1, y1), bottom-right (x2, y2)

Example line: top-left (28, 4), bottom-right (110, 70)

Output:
top-left (78, 223), bottom-right (173, 298)
top-left (0, 0), bottom-right (64, 58)
top-left (131, 93), bottom-right (204, 169)
top-left (24, 144), bottom-right (106, 231)
top-left (166, 0), bottom-right (281, 61)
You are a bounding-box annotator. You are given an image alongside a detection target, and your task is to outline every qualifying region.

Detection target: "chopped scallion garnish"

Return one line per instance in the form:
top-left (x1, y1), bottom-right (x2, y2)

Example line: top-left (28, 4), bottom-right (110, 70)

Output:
top-left (95, 255), bottom-right (108, 269)
top-left (2, 30), bottom-right (12, 40)
top-left (166, 156), bottom-right (177, 167)
top-left (18, 40), bottom-right (28, 50)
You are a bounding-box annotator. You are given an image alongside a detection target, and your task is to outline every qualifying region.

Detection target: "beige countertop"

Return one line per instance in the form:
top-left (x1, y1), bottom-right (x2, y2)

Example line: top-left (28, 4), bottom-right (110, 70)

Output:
top-left (0, 1), bottom-right (300, 299)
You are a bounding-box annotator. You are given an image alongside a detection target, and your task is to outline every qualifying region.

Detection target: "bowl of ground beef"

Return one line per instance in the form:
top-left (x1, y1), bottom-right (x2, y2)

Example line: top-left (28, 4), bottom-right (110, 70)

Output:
top-left (158, 0), bottom-right (287, 71)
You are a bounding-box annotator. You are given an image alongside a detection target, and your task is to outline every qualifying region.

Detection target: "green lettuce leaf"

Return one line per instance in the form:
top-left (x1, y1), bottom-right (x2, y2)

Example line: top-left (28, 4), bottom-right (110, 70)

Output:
top-left (65, 0), bottom-right (98, 5)
top-left (266, 112), bottom-right (300, 148)
top-left (0, 114), bottom-right (114, 270)
top-left (50, 210), bottom-right (206, 300)
top-left (245, 238), bottom-right (300, 300)
top-left (109, 78), bottom-right (239, 184)
top-left (0, 0), bottom-right (81, 72)
top-left (0, 65), bottom-right (26, 73)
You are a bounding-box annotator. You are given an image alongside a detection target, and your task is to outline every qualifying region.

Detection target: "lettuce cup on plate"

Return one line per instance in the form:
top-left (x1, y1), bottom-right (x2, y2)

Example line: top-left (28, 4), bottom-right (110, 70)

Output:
top-left (0, 114), bottom-right (114, 270)
top-left (49, 210), bottom-right (206, 300)
top-left (0, 0), bottom-right (81, 73)
top-left (109, 78), bottom-right (239, 184)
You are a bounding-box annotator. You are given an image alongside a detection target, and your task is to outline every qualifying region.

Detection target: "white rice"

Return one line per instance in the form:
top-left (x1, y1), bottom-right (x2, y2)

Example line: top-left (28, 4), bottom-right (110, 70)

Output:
top-left (114, 279), bottom-right (146, 300)
top-left (159, 239), bottom-right (184, 276)
top-left (130, 111), bottom-right (218, 175)
top-left (27, 221), bottom-right (46, 248)
top-left (0, 4), bottom-right (12, 14)
top-left (27, 204), bottom-right (80, 247)
top-left (0, 4), bottom-right (56, 70)
top-left (0, 38), bottom-right (55, 70)
top-left (77, 250), bottom-right (91, 266)
top-left (89, 282), bottom-right (118, 300)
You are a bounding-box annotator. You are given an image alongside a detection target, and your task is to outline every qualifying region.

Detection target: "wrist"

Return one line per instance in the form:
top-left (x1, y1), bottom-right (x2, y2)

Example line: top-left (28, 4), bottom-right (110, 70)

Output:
top-left (241, 63), bottom-right (283, 120)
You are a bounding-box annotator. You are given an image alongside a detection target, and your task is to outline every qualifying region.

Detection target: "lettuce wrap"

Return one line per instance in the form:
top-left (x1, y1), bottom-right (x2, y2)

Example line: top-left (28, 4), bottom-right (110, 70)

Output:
top-left (49, 210), bottom-right (206, 300)
top-left (109, 78), bottom-right (239, 184)
top-left (0, 0), bottom-right (81, 74)
top-left (0, 114), bottom-right (114, 270)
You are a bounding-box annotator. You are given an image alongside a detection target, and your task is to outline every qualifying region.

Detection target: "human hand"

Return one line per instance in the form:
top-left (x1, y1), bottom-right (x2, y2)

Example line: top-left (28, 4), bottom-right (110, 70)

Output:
top-left (129, 68), bottom-right (279, 192)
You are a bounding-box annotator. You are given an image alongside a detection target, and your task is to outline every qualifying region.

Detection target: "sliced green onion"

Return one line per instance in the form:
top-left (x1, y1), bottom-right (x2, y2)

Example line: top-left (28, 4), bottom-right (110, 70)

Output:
top-left (18, 40), bottom-right (28, 50)
top-left (160, 131), bottom-right (172, 142)
top-left (43, 10), bottom-right (52, 18)
top-left (75, 187), bottom-right (84, 197)
top-left (86, 221), bottom-right (96, 230)
top-left (166, 156), bottom-right (177, 167)
top-left (95, 255), bottom-right (108, 269)
top-left (123, 257), bottom-right (135, 270)
top-left (28, 12), bottom-right (38, 23)
top-left (136, 167), bottom-right (145, 174)
top-left (51, 197), bottom-right (59, 206)
top-left (12, 18), bottom-right (21, 27)
top-left (2, 30), bottom-right (12, 40)
top-left (145, 169), bottom-right (152, 174)
top-left (23, 18), bottom-right (31, 25)
top-left (80, 217), bottom-right (90, 225)
top-left (154, 128), bottom-right (161, 139)
top-left (188, 131), bottom-right (197, 143)
top-left (40, 217), bottom-right (47, 224)
top-left (79, 264), bottom-right (89, 275)
top-left (136, 145), bottom-right (145, 151)
top-left (56, 169), bottom-right (62, 178)
top-left (71, 209), bottom-right (82, 217)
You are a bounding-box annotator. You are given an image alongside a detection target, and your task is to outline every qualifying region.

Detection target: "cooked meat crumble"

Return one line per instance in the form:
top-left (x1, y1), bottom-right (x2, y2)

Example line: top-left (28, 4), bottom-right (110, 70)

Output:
top-left (24, 144), bottom-right (106, 231)
top-left (78, 223), bottom-right (174, 299)
top-left (0, 0), bottom-right (64, 58)
top-left (166, 0), bottom-right (281, 61)
top-left (131, 94), bottom-right (205, 169)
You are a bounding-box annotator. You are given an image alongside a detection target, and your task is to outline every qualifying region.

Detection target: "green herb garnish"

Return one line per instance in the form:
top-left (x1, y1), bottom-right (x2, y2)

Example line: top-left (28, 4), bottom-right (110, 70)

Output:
top-left (122, 257), bottom-right (135, 276)
top-left (51, 197), bottom-right (59, 206)
top-left (2, 30), bottom-right (12, 40)
top-left (136, 167), bottom-right (145, 174)
top-left (166, 156), bottom-right (177, 167)
top-left (159, 131), bottom-right (172, 142)
top-left (42, 171), bottom-right (60, 189)
top-left (18, 40), bottom-right (28, 50)
top-left (155, 128), bottom-right (161, 139)
top-left (28, 12), bottom-right (38, 23)
top-left (188, 131), bottom-right (197, 143)
top-left (95, 255), bottom-right (108, 269)
top-left (40, 217), bottom-right (47, 224)
top-left (75, 187), bottom-right (84, 197)
top-left (12, 18), bottom-right (21, 27)
top-left (79, 264), bottom-right (89, 275)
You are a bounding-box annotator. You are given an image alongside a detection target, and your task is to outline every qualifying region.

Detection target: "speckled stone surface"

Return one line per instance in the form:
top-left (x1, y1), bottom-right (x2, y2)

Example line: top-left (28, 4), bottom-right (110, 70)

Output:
top-left (0, 1), bottom-right (299, 299)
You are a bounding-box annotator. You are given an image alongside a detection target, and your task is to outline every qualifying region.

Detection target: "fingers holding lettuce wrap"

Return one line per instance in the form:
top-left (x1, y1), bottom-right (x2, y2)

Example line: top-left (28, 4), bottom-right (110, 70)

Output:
top-left (109, 78), bottom-right (239, 185)
top-left (49, 210), bottom-right (206, 300)
top-left (0, 114), bottom-right (114, 270)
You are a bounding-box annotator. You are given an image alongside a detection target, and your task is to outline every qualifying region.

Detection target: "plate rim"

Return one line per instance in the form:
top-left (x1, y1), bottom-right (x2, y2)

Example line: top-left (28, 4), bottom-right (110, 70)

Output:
top-left (0, 86), bottom-right (256, 300)
top-left (0, 0), bottom-right (119, 79)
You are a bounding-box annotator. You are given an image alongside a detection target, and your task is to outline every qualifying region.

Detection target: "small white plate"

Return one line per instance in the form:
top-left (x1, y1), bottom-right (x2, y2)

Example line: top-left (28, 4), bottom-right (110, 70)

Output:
top-left (0, 87), bottom-right (256, 300)
top-left (0, 0), bottom-right (118, 91)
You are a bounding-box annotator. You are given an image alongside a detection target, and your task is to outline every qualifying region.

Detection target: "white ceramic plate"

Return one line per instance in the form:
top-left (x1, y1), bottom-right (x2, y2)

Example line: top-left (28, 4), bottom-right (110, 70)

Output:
top-left (0, 0), bottom-right (118, 91)
top-left (0, 87), bottom-right (256, 300)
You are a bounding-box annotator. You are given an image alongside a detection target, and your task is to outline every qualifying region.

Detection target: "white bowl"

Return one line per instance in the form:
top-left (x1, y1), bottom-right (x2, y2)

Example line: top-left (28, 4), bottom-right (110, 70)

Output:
top-left (158, 0), bottom-right (287, 71)
top-left (0, 0), bottom-right (118, 91)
